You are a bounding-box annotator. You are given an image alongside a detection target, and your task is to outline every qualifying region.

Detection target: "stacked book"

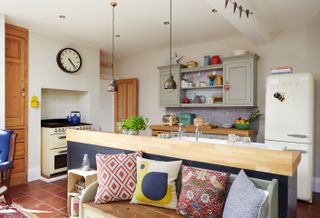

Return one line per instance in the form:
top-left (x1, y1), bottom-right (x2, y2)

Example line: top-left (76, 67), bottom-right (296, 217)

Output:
top-left (271, 66), bottom-right (293, 74)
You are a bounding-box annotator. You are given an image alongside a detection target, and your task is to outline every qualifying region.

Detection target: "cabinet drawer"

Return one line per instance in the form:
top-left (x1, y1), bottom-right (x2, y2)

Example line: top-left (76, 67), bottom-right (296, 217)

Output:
top-left (83, 207), bottom-right (106, 218)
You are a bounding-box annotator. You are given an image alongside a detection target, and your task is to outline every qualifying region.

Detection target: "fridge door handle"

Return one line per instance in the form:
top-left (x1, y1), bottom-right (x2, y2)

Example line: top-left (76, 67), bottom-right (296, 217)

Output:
top-left (286, 149), bottom-right (307, 154)
top-left (287, 134), bottom-right (307, 138)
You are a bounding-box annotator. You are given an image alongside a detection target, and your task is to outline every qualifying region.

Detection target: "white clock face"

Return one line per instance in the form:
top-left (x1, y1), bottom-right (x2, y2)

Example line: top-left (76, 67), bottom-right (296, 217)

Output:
top-left (57, 48), bottom-right (82, 73)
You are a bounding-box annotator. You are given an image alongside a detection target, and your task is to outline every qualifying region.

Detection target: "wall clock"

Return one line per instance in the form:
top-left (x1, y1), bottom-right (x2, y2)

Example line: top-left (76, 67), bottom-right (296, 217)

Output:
top-left (56, 48), bottom-right (82, 73)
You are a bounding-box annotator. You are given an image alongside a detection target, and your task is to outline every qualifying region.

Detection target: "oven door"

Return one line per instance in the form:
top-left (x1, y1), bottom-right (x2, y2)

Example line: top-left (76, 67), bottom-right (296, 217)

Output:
top-left (50, 147), bottom-right (68, 175)
top-left (50, 133), bottom-right (67, 149)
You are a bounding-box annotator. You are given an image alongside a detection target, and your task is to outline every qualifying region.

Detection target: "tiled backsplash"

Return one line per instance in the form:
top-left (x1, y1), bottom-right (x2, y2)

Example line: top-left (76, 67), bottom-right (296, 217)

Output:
top-left (166, 107), bottom-right (259, 128)
top-left (41, 89), bottom-right (90, 122)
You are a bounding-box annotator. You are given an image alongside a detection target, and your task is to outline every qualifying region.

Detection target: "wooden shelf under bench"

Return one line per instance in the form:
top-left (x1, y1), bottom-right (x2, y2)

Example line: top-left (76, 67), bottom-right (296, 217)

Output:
top-left (149, 125), bottom-right (258, 137)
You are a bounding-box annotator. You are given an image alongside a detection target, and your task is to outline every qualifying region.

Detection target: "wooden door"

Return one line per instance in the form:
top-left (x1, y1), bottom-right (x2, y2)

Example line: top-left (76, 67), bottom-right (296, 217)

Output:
top-left (114, 79), bottom-right (138, 132)
top-left (5, 24), bottom-right (28, 186)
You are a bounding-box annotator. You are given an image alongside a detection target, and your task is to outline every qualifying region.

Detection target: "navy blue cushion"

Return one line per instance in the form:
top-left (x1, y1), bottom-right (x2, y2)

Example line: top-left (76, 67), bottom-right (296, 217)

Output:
top-left (0, 130), bottom-right (13, 163)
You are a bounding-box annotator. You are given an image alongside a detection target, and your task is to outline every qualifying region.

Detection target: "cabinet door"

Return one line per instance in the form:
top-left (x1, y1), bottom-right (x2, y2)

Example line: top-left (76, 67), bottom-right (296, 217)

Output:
top-left (224, 60), bottom-right (252, 106)
top-left (159, 70), bottom-right (180, 107)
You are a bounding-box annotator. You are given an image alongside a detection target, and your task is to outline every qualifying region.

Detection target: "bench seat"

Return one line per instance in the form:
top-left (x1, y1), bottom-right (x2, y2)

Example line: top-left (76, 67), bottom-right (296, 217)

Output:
top-left (83, 201), bottom-right (182, 218)
top-left (79, 174), bottom-right (278, 218)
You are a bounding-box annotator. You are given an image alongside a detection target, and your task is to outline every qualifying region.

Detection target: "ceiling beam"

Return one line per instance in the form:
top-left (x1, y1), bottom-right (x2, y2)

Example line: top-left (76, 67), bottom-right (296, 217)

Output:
top-left (205, 0), bottom-right (270, 44)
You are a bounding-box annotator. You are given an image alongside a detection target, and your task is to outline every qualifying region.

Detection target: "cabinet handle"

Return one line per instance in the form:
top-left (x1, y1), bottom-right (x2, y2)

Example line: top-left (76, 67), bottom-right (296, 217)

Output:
top-left (287, 134), bottom-right (307, 138)
top-left (224, 82), bottom-right (230, 91)
top-left (20, 90), bottom-right (26, 97)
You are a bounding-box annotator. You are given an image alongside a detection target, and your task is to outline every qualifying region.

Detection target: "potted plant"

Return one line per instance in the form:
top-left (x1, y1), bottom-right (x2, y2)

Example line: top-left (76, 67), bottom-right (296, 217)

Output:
top-left (118, 116), bottom-right (149, 135)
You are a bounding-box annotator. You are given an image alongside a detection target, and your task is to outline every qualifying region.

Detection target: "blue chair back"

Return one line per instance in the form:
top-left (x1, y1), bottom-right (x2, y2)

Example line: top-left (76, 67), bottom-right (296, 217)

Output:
top-left (0, 130), bottom-right (13, 163)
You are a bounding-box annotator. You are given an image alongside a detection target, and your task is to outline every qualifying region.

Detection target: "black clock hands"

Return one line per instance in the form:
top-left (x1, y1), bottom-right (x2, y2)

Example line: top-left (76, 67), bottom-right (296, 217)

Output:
top-left (68, 58), bottom-right (76, 69)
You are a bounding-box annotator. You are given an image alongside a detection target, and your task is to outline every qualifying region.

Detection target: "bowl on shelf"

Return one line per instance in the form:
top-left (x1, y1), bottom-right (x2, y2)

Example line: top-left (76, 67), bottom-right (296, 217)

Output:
top-left (234, 123), bottom-right (251, 130)
top-left (221, 123), bottom-right (233, 129)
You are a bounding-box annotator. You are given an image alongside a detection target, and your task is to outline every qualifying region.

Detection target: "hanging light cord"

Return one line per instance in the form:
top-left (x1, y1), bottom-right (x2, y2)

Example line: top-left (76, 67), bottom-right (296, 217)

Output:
top-left (169, 0), bottom-right (172, 76)
top-left (111, 2), bottom-right (116, 81)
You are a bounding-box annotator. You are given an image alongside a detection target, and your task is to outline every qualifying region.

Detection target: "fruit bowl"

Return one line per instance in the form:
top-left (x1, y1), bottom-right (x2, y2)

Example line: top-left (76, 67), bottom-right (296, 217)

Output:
top-left (234, 123), bottom-right (251, 130)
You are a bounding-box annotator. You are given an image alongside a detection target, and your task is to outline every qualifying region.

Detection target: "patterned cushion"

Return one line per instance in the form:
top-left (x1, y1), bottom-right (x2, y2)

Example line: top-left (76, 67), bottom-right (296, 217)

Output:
top-left (130, 157), bottom-right (182, 209)
top-left (177, 166), bottom-right (230, 218)
top-left (223, 170), bottom-right (269, 218)
top-left (94, 151), bottom-right (142, 204)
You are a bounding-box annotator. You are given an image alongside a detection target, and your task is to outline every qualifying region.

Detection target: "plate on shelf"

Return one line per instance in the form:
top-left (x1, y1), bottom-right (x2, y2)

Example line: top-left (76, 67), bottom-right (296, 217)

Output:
top-left (232, 49), bottom-right (249, 56)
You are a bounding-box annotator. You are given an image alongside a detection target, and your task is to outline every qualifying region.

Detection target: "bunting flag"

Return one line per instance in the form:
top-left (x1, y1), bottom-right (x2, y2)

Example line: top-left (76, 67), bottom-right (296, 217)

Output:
top-left (225, 0), bottom-right (253, 18)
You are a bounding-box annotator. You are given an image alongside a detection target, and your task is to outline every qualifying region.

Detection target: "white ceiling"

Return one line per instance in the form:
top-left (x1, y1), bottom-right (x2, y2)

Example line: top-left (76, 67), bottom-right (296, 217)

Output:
top-left (0, 0), bottom-right (319, 57)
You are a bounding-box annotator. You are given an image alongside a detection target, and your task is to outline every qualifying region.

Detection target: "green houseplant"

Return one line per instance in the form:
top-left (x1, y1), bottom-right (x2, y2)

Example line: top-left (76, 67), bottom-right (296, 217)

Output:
top-left (118, 116), bottom-right (149, 135)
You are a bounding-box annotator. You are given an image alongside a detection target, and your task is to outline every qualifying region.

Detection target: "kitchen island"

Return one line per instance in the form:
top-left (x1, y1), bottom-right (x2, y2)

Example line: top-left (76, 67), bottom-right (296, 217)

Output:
top-left (67, 130), bottom-right (300, 218)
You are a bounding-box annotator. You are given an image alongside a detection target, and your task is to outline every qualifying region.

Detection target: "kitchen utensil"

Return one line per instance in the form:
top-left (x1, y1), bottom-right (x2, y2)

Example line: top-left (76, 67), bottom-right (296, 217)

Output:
top-left (199, 81), bottom-right (207, 87)
top-left (178, 113), bottom-right (195, 125)
top-left (228, 134), bottom-right (237, 144)
top-left (221, 123), bottom-right (233, 128)
top-left (216, 75), bottom-right (223, 85)
top-left (204, 55), bottom-right (211, 66)
top-left (193, 95), bottom-right (206, 103)
top-left (162, 115), bottom-right (178, 126)
top-left (194, 117), bottom-right (204, 126)
top-left (67, 111), bottom-right (81, 125)
top-left (182, 98), bottom-right (190, 104)
top-left (211, 55), bottom-right (221, 65)
top-left (187, 60), bottom-right (198, 68)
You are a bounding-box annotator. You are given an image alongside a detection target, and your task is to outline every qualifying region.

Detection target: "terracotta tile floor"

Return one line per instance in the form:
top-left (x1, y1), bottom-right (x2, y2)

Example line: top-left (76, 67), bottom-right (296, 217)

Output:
top-left (9, 179), bottom-right (320, 218)
top-left (11, 179), bottom-right (68, 218)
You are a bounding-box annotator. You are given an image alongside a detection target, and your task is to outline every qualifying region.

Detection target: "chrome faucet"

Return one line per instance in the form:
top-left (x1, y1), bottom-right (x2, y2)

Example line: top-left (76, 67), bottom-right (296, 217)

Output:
top-left (195, 124), bottom-right (201, 142)
top-left (178, 123), bottom-right (185, 140)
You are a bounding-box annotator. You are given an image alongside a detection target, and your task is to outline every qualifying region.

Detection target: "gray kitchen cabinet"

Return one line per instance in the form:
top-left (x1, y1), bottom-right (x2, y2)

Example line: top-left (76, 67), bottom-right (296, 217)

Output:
top-left (223, 54), bottom-right (259, 106)
top-left (158, 65), bottom-right (182, 107)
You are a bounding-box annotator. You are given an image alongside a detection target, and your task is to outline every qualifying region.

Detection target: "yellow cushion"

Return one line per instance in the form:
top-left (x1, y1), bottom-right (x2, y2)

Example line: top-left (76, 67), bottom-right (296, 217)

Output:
top-left (130, 157), bottom-right (182, 209)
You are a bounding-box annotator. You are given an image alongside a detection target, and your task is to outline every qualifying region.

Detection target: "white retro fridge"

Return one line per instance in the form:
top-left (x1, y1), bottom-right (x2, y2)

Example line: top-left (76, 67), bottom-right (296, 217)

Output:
top-left (265, 73), bottom-right (314, 202)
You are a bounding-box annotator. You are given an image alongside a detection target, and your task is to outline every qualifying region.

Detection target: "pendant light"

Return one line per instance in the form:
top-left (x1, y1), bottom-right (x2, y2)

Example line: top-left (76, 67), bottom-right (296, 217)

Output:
top-left (164, 0), bottom-right (177, 91)
top-left (107, 2), bottom-right (118, 93)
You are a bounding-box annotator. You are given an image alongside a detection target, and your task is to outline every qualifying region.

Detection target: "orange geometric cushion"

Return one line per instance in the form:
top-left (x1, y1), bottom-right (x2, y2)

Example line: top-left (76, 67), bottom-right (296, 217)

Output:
top-left (95, 151), bottom-right (142, 203)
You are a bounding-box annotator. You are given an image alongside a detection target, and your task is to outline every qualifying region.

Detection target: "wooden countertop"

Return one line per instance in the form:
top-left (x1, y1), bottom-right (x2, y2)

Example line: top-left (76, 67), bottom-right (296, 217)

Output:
top-left (67, 130), bottom-right (300, 177)
top-left (149, 125), bottom-right (258, 137)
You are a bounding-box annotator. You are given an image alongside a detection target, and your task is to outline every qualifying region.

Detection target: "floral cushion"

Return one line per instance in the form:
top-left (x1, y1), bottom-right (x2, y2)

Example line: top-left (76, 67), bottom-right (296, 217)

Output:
top-left (94, 151), bottom-right (142, 204)
top-left (177, 166), bottom-right (230, 218)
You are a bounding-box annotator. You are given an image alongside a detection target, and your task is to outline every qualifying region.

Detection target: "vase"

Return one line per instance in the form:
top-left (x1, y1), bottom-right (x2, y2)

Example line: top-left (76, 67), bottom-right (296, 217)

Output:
top-left (209, 79), bottom-right (215, 86)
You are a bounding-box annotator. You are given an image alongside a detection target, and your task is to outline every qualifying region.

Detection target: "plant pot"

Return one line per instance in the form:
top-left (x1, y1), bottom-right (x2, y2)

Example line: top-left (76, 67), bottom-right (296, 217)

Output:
top-left (128, 130), bottom-right (139, 135)
top-left (121, 129), bottom-right (128, 134)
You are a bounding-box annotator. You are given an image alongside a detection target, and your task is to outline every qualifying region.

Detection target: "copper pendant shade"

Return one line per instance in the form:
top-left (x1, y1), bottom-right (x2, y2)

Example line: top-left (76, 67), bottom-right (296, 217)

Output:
top-left (107, 2), bottom-right (118, 93)
top-left (164, 0), bottom-right (177, 91)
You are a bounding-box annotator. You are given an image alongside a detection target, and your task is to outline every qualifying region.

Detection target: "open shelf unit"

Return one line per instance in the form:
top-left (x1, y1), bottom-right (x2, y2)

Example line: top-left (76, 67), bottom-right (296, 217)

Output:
top-left (180, 64), bottom-right (224, 106)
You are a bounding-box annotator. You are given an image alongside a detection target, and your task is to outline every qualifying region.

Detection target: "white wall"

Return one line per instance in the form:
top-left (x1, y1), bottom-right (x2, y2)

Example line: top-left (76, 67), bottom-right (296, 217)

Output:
top-left (41, 89), bottom-right (90, 122)
top-left (99, 80), bottom-right (114, 132)
top-left (0, 14), bottom-right (5, 129)
top-left (116, 24), bottom-right (320, 177)
top-left (28, 32), bottom-right (100, 181)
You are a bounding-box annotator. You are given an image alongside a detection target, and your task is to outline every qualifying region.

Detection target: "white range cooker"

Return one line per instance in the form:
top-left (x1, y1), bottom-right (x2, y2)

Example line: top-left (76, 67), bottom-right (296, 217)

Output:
top-left (41, 119), bottom-right (93, 177)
